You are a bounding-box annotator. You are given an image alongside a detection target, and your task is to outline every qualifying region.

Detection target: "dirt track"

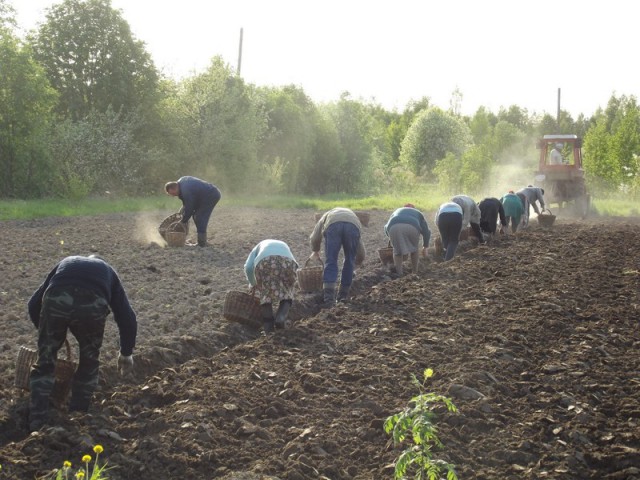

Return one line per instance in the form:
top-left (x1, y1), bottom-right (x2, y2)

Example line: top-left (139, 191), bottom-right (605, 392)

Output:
top-left (0, 207), bottom-right (639, 479)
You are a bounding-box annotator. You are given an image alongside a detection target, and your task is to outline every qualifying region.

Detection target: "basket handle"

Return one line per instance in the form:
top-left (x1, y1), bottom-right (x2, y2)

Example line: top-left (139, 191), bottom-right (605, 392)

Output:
top-left (304, 256), bottom-right (323, 268)
top-left (169, 221), bottom-right (187, 233)
top-left (541, 208), bottom-right (553, 215)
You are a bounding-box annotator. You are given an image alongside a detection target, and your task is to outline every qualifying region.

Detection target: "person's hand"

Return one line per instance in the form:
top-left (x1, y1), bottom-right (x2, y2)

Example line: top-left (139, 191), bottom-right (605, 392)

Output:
top-left (421, 246), bottom-right (428, 257)
top-left (117, 353), bottom-right (134, 376)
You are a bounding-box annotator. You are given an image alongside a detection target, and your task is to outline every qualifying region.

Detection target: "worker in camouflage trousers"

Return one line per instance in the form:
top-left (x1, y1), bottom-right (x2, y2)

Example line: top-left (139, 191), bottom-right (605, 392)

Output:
top-left (27, 255), bottom-right (137, 432)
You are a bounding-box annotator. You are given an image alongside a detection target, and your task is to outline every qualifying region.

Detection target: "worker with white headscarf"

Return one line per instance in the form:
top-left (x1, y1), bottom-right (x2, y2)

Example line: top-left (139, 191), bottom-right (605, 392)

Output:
top-left (549, 143), bottom-right (564, 165)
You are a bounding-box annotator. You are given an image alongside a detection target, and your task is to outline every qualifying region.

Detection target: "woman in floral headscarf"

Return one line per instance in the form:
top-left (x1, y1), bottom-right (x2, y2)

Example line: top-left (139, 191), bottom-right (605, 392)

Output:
top-left (244, 239), bottom-right (298, 334)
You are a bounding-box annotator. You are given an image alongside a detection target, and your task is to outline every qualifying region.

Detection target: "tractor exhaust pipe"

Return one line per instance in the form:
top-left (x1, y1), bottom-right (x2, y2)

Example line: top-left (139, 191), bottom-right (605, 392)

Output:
top-left (556, 88), bottom-right (561, 127)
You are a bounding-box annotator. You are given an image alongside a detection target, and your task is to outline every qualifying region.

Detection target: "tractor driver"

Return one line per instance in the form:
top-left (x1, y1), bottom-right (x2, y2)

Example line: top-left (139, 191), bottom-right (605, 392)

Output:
top-left (549, 143), bottom-right (565, 165)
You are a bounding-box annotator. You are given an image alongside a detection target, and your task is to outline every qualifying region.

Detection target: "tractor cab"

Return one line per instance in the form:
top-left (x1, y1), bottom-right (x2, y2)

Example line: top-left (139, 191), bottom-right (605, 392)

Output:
top-left (534, 134), bottom-right (590, 217)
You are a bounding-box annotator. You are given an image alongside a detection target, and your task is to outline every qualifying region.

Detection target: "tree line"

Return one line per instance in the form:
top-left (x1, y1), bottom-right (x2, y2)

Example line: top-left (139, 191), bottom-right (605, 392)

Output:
top-left (1, 0), bottom-right (639, 200)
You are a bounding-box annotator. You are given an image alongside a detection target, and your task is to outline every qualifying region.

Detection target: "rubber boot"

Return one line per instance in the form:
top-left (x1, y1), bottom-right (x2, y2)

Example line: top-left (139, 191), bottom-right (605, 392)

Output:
top-left (275, 299), bottom-right (292, 329)
top-left (261, 303), bottom-right (274, 334)
top-left (337, 285), bottom-right (350, 303)
top-left (393, 255), bottom-right (404, 277)
top-left (197, 233), bottom-right (207, 247)
top-left (322, 283), bottom-right (336, 308)
top-left (410, 252), bottom-right (420, 274)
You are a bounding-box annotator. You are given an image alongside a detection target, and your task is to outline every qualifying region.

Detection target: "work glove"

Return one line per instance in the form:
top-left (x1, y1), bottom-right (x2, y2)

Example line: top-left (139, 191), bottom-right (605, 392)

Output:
top-left (117, 353), bottom-right (134, 376)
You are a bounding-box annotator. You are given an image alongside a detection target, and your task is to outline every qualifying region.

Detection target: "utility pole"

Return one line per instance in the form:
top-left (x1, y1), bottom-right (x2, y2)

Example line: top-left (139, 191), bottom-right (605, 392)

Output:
top-left (237, 28), bottom-right (243, 76)
top-left (556, 87), bottom-right (561, 126)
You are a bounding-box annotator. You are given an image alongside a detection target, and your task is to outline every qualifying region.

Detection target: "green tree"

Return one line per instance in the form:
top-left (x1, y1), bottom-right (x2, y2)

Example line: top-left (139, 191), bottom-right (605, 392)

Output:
top-left (468, 106), bottom-right (495, 145)
top-left (573, 113), bottom-right (594, 139)
top-left (434, 145), bottom-right (493, 195)
top-left (257, 85), bottom-right (317, 193)
top-left (0, 23), bottom-right (58, 197)
top-left (323, 93), bottom-right (376, 194)
top-left (497, 105), bottom-right (531, 132)
top-left (400, 107), bottom-right (472, 178)
top-left (449, 87), bottom-right (463, 116)
top-left (583, 94), bottom-right (640, 195)
top-left (48, 108), bottom-right (153, 197)
top-left (537, 113), bottom-right (558, 136)
top-left (582, 118), bottom-right (619, 192)
top-left (608, 96), bottom-right (640, 187)
top-left (173, 57), bottom-right (266, 192)
top-left (376, 98), bottom-right (431, 173)
top-left (30, 0), bottom-right (159, 121)
top-left (433, 152), bottom-right (463, 194)
top-left (300, 111), bottom-right (342, 194)
top-left (0, 0), bottom-right (16, 29)
top-left (458, 144), bottom-right (494, 194)
top-left (491, 120), bottom-right (527, 160)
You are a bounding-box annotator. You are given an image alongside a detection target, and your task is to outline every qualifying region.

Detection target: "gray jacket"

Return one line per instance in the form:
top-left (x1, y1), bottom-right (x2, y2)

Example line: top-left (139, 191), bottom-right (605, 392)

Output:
top-left (517, 187), bottom-right (545, 213)
top-left (451, 195), bottom-right (481, 226)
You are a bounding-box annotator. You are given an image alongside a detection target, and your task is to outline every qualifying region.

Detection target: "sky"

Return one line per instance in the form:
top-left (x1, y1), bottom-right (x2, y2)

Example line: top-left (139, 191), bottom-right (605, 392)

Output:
top-left (11, 0), bottom-right (639, 118)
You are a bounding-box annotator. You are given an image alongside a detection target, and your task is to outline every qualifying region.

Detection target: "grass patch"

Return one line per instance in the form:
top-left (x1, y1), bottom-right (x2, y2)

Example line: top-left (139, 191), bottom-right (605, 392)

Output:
top-left (592, 197), bottom-right (640, 217)
top-left (0, 196), bottom-right (176, 221)
top-left (0, 186), bottom-right (450, 221)
top-left (2, 188), bottom-right (638, 221)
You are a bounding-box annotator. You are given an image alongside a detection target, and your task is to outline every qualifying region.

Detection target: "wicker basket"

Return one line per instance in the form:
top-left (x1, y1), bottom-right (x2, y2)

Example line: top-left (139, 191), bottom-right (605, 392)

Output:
top-left (459, 226), bottom-right (471, 241)
top-left (434, 237), bottom-right (443, 254)
top-left (297, 257), bottom-right (324, 292)
top-left (354, 210), bottom-right (370, 227)
top-left (165, 222), bottom-right (187, 247)
top-left (159, 213), bottom-right (189, 240)
top-left (223, 290), bottom-right (262, 328)
top-left (537, 209), bottom-right (556, 227)
top-left (15, 339), bottom-right (77, 406)
top-left (378, 242), bottom-right (408, 265)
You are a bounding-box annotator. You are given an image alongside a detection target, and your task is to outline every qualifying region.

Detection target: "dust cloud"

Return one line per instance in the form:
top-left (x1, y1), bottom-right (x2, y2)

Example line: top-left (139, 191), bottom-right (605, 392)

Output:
top-left (134, 213), bottom-right (167, 246)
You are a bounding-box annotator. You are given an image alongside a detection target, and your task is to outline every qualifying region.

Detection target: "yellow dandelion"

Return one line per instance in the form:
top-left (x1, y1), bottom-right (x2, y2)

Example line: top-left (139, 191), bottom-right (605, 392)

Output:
top-left (93, 445), bottom-right (104, 454)
top-left (63, 460), bottom-right (72, 468)
top-left (82, 455), bottom-right (91, 463)
top-left (76, 471), bottom-right (85, 479)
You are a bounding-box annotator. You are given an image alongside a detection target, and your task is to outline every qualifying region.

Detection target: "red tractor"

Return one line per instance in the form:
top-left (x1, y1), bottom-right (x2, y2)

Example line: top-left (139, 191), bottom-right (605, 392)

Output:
top-left (534, 134), bottom-right (591, 217)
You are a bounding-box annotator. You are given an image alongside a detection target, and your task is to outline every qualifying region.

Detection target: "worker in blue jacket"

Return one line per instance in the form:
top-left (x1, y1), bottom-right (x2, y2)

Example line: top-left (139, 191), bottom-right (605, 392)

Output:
top-left (165, 176), bottom-right (222, 247)
top-left (384, 203), bottom-right (430, 276)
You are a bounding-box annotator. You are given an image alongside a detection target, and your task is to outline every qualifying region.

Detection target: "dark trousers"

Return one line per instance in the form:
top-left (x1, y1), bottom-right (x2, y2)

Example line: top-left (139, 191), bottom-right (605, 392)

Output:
top-left (323, 222), bottom-right (360, 287)
top-left (193, 188), bottom-right (222, 234)
top-left (30, 286), bottom-right (109, 422)
top-left (437, 212), bottom-right (463, 261)
top-left (480, 212), bottom-right (499, 234)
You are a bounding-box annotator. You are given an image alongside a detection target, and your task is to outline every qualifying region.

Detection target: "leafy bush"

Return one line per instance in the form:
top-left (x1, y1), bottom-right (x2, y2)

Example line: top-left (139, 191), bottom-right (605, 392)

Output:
top-left (384, 369), bottom-right (458, 480)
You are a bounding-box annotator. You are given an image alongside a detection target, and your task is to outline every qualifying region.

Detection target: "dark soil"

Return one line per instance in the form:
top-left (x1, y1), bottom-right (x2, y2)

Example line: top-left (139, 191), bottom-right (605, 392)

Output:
top-left (0, 206), bottom-right (639, 479)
